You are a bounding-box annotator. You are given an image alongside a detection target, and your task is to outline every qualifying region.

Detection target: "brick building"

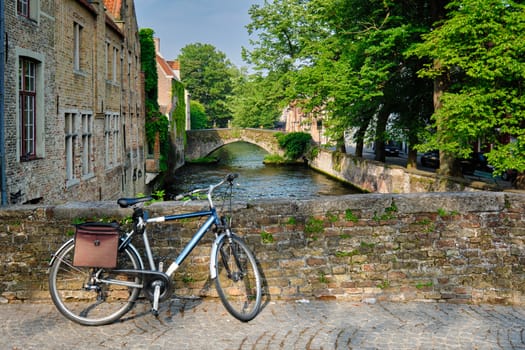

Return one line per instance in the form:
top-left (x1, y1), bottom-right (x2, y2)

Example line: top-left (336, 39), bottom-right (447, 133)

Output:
top-left (153, 37), bottom-right (189, 172)
top-left (0, 0), bottom-right (146, 205)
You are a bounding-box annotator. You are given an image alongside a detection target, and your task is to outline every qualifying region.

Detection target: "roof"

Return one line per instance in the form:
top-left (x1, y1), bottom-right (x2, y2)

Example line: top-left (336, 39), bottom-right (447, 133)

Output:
top-left (156, 55), bottom-right (175, 78)
top-left (104, 0), bottom-right (122, 19)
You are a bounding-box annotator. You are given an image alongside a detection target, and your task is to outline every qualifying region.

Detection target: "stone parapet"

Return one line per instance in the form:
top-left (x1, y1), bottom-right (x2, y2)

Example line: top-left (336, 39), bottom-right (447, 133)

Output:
top-left (0, 192), bottom-right (524, 305)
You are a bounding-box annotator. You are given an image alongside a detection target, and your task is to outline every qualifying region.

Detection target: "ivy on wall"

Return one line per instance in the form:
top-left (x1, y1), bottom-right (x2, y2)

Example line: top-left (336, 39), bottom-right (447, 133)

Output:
top-left (139, 28), bottom-right (170, 172)
top-left (172, 80), bottom-right (186, 140)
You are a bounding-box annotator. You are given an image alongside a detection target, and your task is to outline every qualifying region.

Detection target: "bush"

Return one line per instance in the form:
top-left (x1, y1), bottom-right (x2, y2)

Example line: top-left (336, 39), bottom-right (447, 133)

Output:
top-left (275, 132), bottom-right (313, 160)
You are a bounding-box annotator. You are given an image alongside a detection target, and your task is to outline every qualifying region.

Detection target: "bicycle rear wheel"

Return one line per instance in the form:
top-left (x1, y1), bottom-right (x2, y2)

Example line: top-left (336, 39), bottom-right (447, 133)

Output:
top-left (48, 240), bottom-right (143, 326)
top-left (214, 234), bottom-right (262, 321)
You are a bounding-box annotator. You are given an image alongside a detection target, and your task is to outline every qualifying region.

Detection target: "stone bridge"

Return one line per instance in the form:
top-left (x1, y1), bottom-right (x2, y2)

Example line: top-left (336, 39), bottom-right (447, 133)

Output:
top-left (185, 128), bottom-right (284, 160)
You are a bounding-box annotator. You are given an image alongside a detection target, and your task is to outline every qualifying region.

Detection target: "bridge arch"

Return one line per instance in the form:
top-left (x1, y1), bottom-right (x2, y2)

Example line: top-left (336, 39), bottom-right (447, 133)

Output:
top-left (185, 128), bottom-right (284, 160)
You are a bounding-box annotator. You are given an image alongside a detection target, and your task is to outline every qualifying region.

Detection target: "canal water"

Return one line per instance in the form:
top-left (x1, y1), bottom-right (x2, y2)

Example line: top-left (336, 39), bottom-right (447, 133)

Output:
top-left (166, 142), bottom-right (360, 201)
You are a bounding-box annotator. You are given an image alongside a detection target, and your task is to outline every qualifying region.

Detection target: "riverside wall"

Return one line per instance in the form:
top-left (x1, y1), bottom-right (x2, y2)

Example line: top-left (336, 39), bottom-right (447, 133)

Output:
top-left (309, 149), bottom-right (505, 193)
top-left (1, 191), bottom-right (524, 305)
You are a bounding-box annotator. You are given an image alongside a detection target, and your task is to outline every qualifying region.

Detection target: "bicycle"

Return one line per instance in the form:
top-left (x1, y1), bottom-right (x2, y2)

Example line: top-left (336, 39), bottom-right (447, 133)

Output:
top-left (48, 173), bottom-right (263, 326)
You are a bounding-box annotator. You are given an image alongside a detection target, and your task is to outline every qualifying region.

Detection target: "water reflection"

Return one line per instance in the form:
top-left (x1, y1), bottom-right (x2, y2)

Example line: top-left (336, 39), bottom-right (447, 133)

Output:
top-left (166, 142), bottom-right (359, 201)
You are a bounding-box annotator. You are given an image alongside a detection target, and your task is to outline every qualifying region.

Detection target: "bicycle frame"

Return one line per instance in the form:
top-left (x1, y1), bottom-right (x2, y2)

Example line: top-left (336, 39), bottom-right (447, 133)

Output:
top-left (142, 207), bottom-right (222, 277)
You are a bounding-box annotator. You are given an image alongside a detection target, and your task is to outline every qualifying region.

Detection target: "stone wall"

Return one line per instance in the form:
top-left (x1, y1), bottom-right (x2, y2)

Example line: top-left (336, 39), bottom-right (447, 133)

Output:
top-left (3, 0), bottom-right (145, 206)
top-left (1, 191), bottom-right (524, 305)
top-left (310, 149), bottom-right (504, 193)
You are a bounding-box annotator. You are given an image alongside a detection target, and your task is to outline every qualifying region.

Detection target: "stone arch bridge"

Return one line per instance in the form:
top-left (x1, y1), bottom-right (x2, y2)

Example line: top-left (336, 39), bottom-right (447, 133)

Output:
top-left (185, 128), bottom-right (284, 160)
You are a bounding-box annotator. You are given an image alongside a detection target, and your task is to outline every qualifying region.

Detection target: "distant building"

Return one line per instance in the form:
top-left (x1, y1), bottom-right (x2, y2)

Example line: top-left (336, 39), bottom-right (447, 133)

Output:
top-left (1, 0), bottom-right (145, 205)
top-left (282, 103), bottom-right (326, 145)
top-left (153, 37), bottom-right (189, 174)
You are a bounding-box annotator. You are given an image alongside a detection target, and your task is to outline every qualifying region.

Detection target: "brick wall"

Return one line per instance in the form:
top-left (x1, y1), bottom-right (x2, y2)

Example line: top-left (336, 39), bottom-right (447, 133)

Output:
top-left (1, 191), bottom-right (523, 305)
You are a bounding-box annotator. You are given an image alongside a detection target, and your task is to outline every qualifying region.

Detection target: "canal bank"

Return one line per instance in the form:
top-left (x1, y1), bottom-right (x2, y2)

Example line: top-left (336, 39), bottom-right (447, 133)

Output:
top-left (309, 148), bottom-right (513, 193)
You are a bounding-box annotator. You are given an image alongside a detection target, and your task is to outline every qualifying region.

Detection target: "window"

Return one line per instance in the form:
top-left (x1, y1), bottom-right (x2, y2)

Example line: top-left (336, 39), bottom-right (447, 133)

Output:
top-left (73, 22), bottom-right (82, 71)
top-left (19, 58), bottom-right (36, 161)
top-left (113, 114), bottom-right (120, 164)
top-left (104, 113), bottom-right (120, 168)
top-left (81, 114), bottom-right (93, 176)
top-left (17, 0), bottom-right (29, 18)
top-left (65, 112), bottom-right (77, 182)
top-left (105, 41), bottom-right (110, 80)
top-left (112, 47), bottom-right (118, 83)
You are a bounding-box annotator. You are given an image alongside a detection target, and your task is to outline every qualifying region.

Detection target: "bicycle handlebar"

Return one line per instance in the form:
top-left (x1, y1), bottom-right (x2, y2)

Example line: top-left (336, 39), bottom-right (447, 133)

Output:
top-left (174, 173), bottom-right (238, 203)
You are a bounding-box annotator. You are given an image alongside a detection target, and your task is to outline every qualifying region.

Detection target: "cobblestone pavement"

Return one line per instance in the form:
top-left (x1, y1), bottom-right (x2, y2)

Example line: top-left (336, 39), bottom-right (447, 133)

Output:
top-left (0, 298), bottom-right (524, 350)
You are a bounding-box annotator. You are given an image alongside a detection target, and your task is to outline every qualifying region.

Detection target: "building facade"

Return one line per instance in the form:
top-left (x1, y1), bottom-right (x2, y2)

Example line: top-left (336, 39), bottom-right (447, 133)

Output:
top-left (153, 37), bottom-right (189, 173)
top-left (1, 0), bottom-right (145, 205)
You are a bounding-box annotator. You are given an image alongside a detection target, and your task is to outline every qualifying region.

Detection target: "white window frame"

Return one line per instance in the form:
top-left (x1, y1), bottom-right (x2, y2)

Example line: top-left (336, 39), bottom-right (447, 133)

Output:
top-left (112, 46), bottom-right (118, 83)
top-left (105, 41), bottom-right (110, 81)
top-left (73, 22), bottom-right (83, 72)
top-left (81, 113), bottom-right (93, 178)
top-left (65, 111), bottom-right (78, 186)
top-left (16, 49), bottom-right (45, 162)
top-left (104, 112), bottom-right (121, 169)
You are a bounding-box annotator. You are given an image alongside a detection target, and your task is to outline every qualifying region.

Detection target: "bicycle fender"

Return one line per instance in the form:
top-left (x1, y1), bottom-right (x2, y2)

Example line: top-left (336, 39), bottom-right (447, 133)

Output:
top-left (48, 238), bottom-right (75, 268)
top-left (124, 243), bottom-right (145, 270)
top-left (209, 233), bottom-right (227, 280)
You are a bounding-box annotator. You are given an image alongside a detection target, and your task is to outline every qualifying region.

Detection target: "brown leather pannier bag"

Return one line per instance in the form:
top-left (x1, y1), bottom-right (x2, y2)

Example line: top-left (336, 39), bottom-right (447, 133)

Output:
top-left (73, 222), bottom-right (120, 268)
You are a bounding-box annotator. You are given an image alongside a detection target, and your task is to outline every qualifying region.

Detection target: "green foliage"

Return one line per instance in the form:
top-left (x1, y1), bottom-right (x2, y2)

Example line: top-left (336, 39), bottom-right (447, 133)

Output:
top-left (408, 0), bottom-right (525, 175)
top-left (275, 132), bottom-right (313, 160)
top-left (345, 209), bottom-right (359, 223)
top-left (186, 156), bottom-right (218, 164)
top-left (263, 154), bottom-right (286, 164)
top-left (335, 250), bottom-right (359, 258)
top-left (182, 274), bottom-right (195, 284)
top-left (151, 189), bottom-right (165, 202)
top-left (373, 201), bottom-right (398, 221)
top-left (305, 217), bottom-right (324, 239)
top-left (377, 280), bottom-right (390, 290)
top-left (260, 231), bottom-right (275, 244)
top-left (243, 0), bottom-right (525, 180)
top-left (319, 272), bottom-right (329, 284)
top-left (229, 72), bottom-right (282, 128)
top-left (189, 100), bottom-right (209, 129)
top-left (245, 0), bottom-right (434, 157)
top-left (179, 43), bottom-right (234, 128)
top-left (140, 29), bottom-right (170, 172)
top-left (437, 208), bottom-right (459, 218)
top-left (325, 211), bottom-right (338, 223)
top-left (416, 281), bottom-right (433, 289)
top-left (172, 80), bottom-right (187, 138)
top-left (139, 28), bottom-right (158, 103)
top-left (286, 217), bottom-right (297, 225)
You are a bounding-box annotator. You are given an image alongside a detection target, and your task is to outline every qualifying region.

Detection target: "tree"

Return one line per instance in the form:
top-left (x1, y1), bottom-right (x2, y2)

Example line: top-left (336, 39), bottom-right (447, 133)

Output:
top-left (178, 43), bottom-right (235, 128)
top-left (189, 101), bottom-right (208, 130)
top-left (409, 0), bottom-right (525, 177)
top-left (245, 0), bottom-right (435, 161)
top-left (229, 70), bottom-right (281, 128)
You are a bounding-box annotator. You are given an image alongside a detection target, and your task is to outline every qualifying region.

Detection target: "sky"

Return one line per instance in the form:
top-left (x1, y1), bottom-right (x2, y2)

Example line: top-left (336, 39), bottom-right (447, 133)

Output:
top-left (133, 0), bottom-right (264, 68)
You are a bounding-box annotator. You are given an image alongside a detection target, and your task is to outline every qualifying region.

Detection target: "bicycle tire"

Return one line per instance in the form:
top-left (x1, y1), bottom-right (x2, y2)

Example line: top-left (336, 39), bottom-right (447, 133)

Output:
top-left (48, 240), bottom-right (143, 326)
top-left (214, 234), bottom-right (262, 321)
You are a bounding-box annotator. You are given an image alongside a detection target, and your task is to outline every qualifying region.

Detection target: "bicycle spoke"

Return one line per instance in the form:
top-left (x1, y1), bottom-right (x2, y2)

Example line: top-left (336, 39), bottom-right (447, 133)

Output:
top-left (215, 235), bottom-right (262, 321)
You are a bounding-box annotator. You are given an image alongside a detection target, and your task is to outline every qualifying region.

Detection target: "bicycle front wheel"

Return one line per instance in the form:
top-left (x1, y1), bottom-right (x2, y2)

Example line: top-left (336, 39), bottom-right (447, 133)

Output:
top-left (48, 240), bottom-right (143, 326)
top-left (214, 234), bottom-right (262, 321)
